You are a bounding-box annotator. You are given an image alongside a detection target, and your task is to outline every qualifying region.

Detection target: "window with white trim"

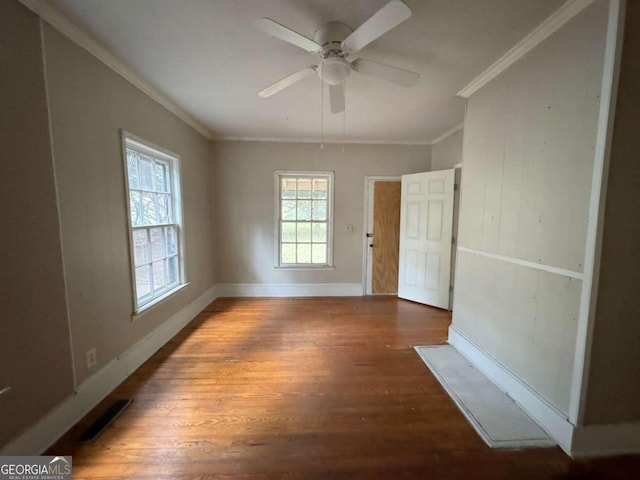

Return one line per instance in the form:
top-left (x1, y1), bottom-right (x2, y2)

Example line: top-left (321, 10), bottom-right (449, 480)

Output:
top-left (276, 171), bottom-right (333, 267)
top-left (123, 134), bottom-right (185, 313)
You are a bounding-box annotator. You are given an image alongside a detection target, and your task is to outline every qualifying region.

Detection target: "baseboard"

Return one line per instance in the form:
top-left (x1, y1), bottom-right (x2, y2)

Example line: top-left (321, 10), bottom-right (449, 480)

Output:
top-left (447, 325), bottom-right (575, 455)
top-left (0, 284), bottom-right (219, 455)
top-left (216, 283), bottom-right (363, 297)
top-left (571, 422), bottom-right (640, 457)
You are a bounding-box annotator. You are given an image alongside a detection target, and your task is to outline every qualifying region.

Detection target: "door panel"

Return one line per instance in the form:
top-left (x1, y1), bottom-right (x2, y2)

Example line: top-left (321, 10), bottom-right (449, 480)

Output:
top-left (372, 181), bottom-right (401, 294)
top-left (398, 170), bottom-right (454, 308)
top-left (427, 200), bottom-right (444, 239)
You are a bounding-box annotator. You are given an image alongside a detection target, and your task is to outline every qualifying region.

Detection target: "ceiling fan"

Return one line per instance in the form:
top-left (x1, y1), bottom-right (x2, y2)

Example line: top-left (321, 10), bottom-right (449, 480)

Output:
top-left (256, 0), bottom-right (420, 114)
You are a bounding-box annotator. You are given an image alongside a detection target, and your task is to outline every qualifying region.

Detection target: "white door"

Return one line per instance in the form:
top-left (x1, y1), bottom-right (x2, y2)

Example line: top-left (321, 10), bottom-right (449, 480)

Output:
top-left (398, 170), bottom-right (455, 308)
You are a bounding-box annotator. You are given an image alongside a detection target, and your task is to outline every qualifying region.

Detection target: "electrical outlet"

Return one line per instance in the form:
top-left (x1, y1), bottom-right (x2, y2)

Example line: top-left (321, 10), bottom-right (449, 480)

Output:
top-left (86, 348), bottom-right (97, 369)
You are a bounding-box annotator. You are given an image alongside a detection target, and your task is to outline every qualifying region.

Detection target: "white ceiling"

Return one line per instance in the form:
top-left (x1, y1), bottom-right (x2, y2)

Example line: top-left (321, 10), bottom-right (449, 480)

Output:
top-left (49, 0), bottom-right (565, 144)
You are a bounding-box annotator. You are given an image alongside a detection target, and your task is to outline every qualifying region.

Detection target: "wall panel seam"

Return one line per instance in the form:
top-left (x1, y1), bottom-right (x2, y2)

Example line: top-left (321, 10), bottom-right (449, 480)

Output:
top-left (38, 16), bottom-right (77, 390)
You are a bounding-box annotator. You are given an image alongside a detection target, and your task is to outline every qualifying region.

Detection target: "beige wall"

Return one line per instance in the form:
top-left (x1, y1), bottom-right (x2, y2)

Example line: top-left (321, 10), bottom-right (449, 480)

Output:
top-left (585, 1), bottom-right (640, 425)
top-left (431, 129), bottom-right (463, 171)
top-left (43, 24), bottom-right (217, 384)
top-left (452, 1), bottom-right (607, 414)
top-left (213, 141), bottom-right (430, 285)
top-left (0, 0), bottom-right (75, 448)
top-left (1, 0), bottom-right (216, 449)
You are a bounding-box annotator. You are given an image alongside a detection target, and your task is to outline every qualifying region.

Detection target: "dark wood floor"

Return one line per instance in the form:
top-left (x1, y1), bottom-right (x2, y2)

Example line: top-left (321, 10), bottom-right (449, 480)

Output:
top-left (49, 297), bottom-right (640, 479)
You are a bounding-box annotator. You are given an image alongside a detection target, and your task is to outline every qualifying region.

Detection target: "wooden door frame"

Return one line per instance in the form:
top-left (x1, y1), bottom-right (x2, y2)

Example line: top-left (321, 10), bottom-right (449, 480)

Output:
top-left (361, 176), bottom-right (401, 295)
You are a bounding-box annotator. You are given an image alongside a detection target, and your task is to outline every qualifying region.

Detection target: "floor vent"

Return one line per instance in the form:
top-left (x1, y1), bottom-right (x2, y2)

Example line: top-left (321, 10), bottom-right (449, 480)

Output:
top-left (79, 398), bottom-right (133, 443)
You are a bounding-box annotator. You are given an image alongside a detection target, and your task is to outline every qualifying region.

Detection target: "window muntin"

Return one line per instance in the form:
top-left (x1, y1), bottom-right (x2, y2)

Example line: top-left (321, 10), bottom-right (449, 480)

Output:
top-left (123, 134), bottom-right (184, 312)
top-left (277, 172), bottom-right (333, 267)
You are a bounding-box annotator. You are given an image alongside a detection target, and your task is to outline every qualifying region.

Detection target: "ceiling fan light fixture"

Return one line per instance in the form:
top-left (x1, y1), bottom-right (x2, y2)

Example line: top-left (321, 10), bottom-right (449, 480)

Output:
top-left (320, 57), bottom-right (351, 85)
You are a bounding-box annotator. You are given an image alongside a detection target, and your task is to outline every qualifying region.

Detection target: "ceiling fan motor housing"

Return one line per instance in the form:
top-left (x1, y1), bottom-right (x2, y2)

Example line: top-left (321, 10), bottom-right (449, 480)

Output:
top-left (314, 22), bottom-right (353, 85)
top-left (314, 21), bottom-right (352, 55)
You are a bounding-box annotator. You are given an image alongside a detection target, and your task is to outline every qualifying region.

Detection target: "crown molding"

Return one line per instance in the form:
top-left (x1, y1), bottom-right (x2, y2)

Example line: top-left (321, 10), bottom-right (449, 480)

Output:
top-left (213, 136), bottom-right (432, 146)
top-left (19, 0), bottom-right (213, 140)
top-left (457, 0), bottom-right (595, 98)
top-left (428, 122), bottom-right (464, 145)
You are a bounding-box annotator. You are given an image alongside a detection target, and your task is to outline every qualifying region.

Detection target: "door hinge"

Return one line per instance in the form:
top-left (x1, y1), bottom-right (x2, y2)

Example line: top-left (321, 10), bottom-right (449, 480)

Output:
top-left (454, 184), bottom-right (459, 191)
top-left (451, 236), bottom-right (456, 244)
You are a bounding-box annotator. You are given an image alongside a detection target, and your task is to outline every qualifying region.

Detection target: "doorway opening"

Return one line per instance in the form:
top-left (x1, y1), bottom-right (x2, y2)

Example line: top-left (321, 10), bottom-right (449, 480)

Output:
top-left (363, 176), bottom-right (401, 295)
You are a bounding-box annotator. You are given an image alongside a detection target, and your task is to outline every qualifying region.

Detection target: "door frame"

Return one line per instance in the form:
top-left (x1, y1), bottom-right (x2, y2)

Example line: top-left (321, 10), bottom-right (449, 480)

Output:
top-left (449, 162), bottom-right (463, 309)
top-left (361, 175), bottom-right (401, 295)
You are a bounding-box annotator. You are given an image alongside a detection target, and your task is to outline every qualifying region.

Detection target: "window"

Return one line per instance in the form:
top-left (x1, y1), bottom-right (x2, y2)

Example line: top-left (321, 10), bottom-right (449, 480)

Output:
top-left (276, 171), bottom-right (333, 268)
top-left (122, 133), bottom-right (185, 313)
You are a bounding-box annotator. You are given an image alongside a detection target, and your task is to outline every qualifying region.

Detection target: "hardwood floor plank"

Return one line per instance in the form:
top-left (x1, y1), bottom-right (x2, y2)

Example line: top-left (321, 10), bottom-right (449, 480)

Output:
top-left (47, 297), bottom-right (640, 479)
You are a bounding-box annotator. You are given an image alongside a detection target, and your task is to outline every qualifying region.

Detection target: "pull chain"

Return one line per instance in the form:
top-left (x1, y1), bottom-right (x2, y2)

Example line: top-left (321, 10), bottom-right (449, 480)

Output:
top-left (320, 64), bottom-right (324, 150)
top-left (342, 79), bottom-right (346, 153)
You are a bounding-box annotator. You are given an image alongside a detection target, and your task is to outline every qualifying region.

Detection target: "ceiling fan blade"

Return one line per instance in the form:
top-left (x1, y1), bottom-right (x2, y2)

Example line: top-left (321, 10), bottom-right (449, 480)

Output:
top-left (342, 0), bottom-right (411, 53)
top-left (258, 66), bottom-right (317, 98)
top-left (256, 18), bottom-right (322, 53)
top-left (351, 58), bottom-right (419, 87)
top-left (329, 84), bottom-right (345, 114)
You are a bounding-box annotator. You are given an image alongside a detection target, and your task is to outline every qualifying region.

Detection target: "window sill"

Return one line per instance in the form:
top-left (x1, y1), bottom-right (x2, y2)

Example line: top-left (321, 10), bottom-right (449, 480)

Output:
top-left (273, 265), bottom-right (335, 271)
top-left (131, 282), bottom-right (190, 321)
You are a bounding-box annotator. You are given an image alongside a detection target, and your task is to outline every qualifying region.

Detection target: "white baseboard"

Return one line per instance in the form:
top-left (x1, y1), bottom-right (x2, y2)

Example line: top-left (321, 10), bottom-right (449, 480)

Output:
top-left (0, 284), bottom-right (219, 455)
top-left (216, 283), bottom-right (363, 297)
top-left (572, 422), bottom-right (640, 457)
top-left (447, 325), bottom-right (575, 455)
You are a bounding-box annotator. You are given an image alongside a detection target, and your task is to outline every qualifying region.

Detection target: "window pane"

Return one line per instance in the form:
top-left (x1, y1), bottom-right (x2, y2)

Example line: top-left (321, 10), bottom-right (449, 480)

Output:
top-left (281, 222), bottom-right (296, 242)
top-left (281, 244), bottom-right (296, 264)
top-left (154, 162), bottom-right (168, 192)
top-left (127, 152), bottom-right (139, 189)
top-left (133, 229), bottom-right (149, 266)
top-left (312, 222), bottom-right (327, 242)
top-left (297, 223), bottom-right (311, 242)
top-left (297, 244), bottom-right (311, 263)
top-left (126, 137), bottom-right (183, 310)
top-left (277, 173), bottom-right (332, 268)
top-left (129, 191), bottom-right (142, 226)
top-left (281, 178), bottom-right (296, 199)
top-left (167, 256), bottom-right (178, 285)
top-left (135, 265), bottom-right (151, 299)
top-left (157, 194), bottom-right (169, 224)
top-left (165, 226), bottom-right (177, 256)
top-left (297, 200), bottom-right (311, 220)
top-left (152, 260), bottom-right (166, 291)
top-left (313, 178), bottom-right (327, 199)
top-left (297, 178), bottom-right (312, 198)
top-left (312, 244), bottom-right (327, 264)
top-left (150, 227), bottom-right (165, 261)
top-left (313, 200), bottom-right (327, 220)
top-left (142, 193), bottom-right (157, 225)
top-left (282, 200), bottom-right (296, 220)
top-left (139, 156), bottom-right (154, 190)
